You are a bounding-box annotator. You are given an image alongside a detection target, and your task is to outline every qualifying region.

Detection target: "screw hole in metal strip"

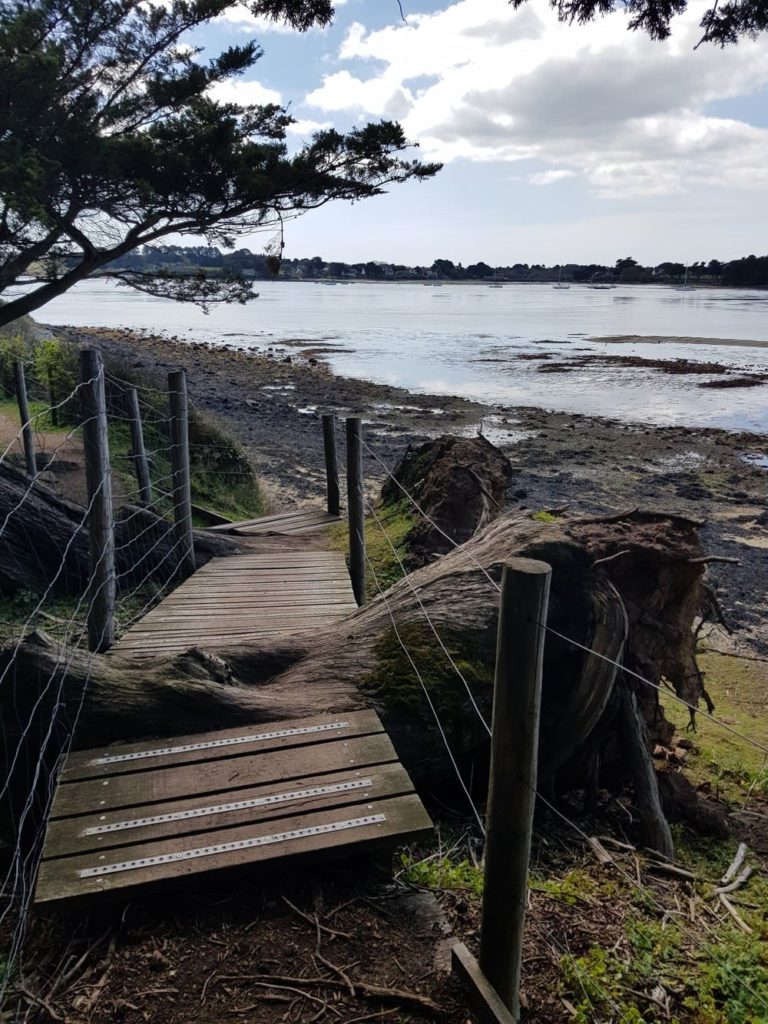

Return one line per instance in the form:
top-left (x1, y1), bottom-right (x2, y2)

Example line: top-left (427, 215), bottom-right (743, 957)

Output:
top-left (83, 779), bottom-right (373, 835)
top-left (79, 815), bottom-right (386, 878)
top-left (89, 721), bottom-right (351, 766)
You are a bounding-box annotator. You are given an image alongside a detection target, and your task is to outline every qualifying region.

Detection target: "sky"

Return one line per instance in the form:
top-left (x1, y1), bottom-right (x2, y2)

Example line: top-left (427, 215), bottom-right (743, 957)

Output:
top-left (198, 0), bottom-right (768, 266)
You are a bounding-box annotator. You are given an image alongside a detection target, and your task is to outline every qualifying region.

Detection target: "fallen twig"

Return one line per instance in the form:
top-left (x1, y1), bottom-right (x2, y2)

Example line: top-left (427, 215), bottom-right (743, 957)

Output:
top-left (17, 988), bottom-right (62, 1023)
top-left (720, 842), bottom-right (747, 885)
top-left (592, 549), bottom-right (632, 568)
top-left (719, 894), bottom-right (753, 934)
top-left (715, 865), bottom-right (753, 895)
top-left (282, 895), bottom-right (352, 941)
top-left (216, 972), bottom-right (443, 1015)
top-left (585, 836), bottom-right (614, 865)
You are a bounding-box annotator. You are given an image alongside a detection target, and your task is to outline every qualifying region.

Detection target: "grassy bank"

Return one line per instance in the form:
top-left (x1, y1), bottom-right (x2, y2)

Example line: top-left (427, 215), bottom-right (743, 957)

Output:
top-left (0, 331), bottom-right (266, 641)
top-left (397, 648), bottom-right (768, 1024)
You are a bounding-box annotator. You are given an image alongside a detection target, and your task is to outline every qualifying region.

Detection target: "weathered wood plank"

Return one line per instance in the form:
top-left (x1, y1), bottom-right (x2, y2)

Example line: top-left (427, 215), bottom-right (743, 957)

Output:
top-left (131, 609), bottom-right (356, 630)
top-left (451, 943), bottom-right (517, 1024)
top-left (52, 734), bottom-right (400, 818)
top-left (119, 620), bottom-right (347, 642)
top-left (209, 508), bottom-right (330, 528)
top-left (35, 793), bottom-right (432, 906)
top-left (62, 711), bottom-right (384, 781)
top-left (44, 762), bottom-right (415, 858)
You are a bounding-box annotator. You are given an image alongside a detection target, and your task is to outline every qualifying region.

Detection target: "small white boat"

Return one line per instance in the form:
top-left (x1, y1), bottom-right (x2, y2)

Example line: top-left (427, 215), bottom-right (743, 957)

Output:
top-left (674, 266), bottom-right (694, 291)
top-left (553, 267), bottom-right (570, 290)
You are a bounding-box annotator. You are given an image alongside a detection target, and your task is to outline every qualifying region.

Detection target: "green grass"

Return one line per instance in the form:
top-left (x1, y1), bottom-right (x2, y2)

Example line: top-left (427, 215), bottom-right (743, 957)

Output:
top-left (662, 649), bottom-right (768, 801)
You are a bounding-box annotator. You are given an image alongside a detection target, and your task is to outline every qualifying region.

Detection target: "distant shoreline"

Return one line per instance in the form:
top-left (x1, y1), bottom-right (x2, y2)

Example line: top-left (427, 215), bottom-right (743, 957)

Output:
top-left (591, 334), bottom-right (768, 349)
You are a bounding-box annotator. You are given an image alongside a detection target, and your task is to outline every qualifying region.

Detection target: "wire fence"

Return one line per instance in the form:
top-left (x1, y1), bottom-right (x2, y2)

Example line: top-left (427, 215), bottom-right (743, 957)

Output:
top-left (354, 430), bottom-right (768, 1021)
top-left (0, 352), bottom-right (214, 1012)
top-left (0, 378), bottom-right (765, 1021)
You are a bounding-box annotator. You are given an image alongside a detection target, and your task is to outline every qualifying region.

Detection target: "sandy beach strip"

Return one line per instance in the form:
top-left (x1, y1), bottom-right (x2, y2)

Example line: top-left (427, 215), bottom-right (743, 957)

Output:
top-left (590, 334), bottom-right (768, 349)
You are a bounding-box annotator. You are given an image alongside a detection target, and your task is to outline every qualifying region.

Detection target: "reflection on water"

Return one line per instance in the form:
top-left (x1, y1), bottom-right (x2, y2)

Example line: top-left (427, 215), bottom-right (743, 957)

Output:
top-left (22, 279), bottom-right (768, 432)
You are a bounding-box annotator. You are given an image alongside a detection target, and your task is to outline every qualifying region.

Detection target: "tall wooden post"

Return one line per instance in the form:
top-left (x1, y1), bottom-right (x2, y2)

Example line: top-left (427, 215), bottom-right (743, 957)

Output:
top-left (126, 386), bottom-right (152, 505)
top-left (480, 558), bottom-right (551, 1020)
top-left (13, 361), bottom-right (36, 477)
top-left (322, 414), bottom-right (340, 516)
top-left (168, 369), bottom-right (195, 577)
top-left (47, 369), bottom-right (59, 427)
top-left (345, 417), bottom-right (365, 606)
top-left (80, 348), bottom-right (116, 652)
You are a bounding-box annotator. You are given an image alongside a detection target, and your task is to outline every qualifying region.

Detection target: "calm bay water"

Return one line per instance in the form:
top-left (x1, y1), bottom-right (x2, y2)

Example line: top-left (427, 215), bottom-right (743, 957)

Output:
top-left (32, 279), bottom-right (768, 432)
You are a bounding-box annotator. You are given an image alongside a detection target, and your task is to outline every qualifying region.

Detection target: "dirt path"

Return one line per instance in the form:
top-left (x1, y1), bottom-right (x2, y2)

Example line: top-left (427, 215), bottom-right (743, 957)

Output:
top-left (0, 410), bottom-right (131, 507)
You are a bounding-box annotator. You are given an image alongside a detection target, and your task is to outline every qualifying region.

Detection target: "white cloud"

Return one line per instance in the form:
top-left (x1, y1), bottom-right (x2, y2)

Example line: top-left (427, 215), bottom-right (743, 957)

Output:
top-left (529, 169), bottom-right (577, 185)
top-left (286, 117), bottom-right (333, 135)
top-left (208, 78), bottom-right (282, 106)
top-left (304, 0), bottom-right (768, 197)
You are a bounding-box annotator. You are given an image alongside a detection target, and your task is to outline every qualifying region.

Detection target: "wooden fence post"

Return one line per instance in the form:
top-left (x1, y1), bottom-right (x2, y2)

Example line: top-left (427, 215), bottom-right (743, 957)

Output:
top-left (479, 558), bottom-right (551, 1020)
top-left (345, 417), bottom-right (365, 606)
top-left (47, 369), bottom-right (59, 427)
top-left (80, 348), bottom-right (116, 652)
top-left (322, 414), bottom-right (340, 516)
top-left (13, 361), bottom-right (36, 477)
top-left (168, 369), bottom-right (196, 577)
top-left (126, 386), bottom-right (152, 505)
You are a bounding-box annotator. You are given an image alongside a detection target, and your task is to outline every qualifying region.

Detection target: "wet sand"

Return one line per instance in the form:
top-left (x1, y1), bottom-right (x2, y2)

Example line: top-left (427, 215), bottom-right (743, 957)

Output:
top-left (593, 334), bottom-right (768, 349)
top-left (51, 324), bottom-right (768, 654)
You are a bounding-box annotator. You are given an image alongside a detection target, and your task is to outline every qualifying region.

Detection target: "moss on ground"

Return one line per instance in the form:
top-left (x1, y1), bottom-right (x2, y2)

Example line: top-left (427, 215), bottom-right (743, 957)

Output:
top-left (325, 500), bottom-right (416, 599)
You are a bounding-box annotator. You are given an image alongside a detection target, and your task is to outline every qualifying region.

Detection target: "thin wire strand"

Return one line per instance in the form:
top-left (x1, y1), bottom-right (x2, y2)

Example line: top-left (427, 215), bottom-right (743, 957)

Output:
top-left (364, 495), bottom-right (492, 738)
top-left (361, 529), bottom-right (486, 835)
top-left (363, 440), bottom-right (768, 757)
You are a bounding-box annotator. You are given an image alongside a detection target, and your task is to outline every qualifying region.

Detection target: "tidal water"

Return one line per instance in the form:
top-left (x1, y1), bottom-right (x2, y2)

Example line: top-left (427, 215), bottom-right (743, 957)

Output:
top-left (29, 279), bottom-right (768, 432)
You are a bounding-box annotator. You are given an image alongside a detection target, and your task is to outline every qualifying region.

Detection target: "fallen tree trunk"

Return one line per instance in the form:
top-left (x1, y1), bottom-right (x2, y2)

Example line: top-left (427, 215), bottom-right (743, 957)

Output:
top-left (0, 462), bottom-right (240, 595)
top-left (2, 509), bottom-right (709, 853)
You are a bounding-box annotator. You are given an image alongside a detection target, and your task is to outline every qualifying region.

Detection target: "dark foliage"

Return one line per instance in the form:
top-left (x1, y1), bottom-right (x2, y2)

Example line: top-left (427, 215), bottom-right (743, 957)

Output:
top-left (512, 0), bottom-right (768, 44)
top-left (0, 0), bottom-right (440, 326)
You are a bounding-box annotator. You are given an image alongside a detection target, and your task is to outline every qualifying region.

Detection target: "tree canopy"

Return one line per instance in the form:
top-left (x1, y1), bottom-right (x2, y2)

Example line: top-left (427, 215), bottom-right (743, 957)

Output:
top-left (513, 0), bottom-right (768, 44)
top-left (0, 0), bottom-right (440, 327)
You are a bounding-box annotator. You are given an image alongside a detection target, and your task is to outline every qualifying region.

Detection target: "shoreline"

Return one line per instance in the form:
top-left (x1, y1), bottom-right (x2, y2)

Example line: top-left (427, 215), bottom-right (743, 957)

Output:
top-left (50, 323), bottom-right (768, 653)
top-left (592, 334), bottom-right (768, 349)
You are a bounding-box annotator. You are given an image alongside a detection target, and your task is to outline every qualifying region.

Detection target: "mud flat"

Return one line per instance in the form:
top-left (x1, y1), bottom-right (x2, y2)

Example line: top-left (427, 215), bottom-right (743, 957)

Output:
top-left (50, 324), bottom-right (768, 653)
top-left (592, 334), bottom-right (768, 349)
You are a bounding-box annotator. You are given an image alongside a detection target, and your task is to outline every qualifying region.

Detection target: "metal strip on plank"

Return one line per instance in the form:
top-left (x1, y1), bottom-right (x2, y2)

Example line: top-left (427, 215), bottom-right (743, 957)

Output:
top-left (83, 779), bottom-right (373, 835)
top-left (90, 721), bottom-right (351, 766)
top-left (79, 814), bottom-right (386, 878)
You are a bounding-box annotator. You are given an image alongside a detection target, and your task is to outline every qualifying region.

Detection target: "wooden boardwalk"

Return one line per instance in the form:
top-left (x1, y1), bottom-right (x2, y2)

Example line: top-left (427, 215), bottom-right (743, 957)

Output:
top-left (210, 507), bottom-right (342, 536)
top-left (36, 503), bottom-right (433, 906)
top-left (35, 710), bottom-right (431, 907)
top-left (113, 507), bottom-right (354, 658)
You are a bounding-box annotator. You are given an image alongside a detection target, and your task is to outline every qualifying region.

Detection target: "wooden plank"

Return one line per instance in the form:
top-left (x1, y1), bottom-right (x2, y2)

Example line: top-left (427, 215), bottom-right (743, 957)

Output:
top-left (149, 596), bottom-right (357, 611)
top-left (179, 570), bottom-right (351, 581)
top-left (208, 509), bottom-right (338, 532)
top-left (213, 508), bottom-right (330, 527)
top-left (451, 943), bottom-right (517, 1024)
top-left (35, 793), bottom-right (432, 906)
top-left (63, 711), bottom-right (384, 781)
top-left (132, 608), bottom-right (356, 629)
top-left (136, 598), bottom-right (353, 613)
top-left (43, 762), bottom-right (415, 858)
top-left (120, 619), bottom-right (347, 640)
top-left (52, 733), bottom-right (400, 817)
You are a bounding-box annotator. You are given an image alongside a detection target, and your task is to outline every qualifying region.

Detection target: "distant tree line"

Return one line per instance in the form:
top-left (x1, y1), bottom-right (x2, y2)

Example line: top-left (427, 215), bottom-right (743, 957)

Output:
top-left (103, 247), bottom-right (768, 288)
